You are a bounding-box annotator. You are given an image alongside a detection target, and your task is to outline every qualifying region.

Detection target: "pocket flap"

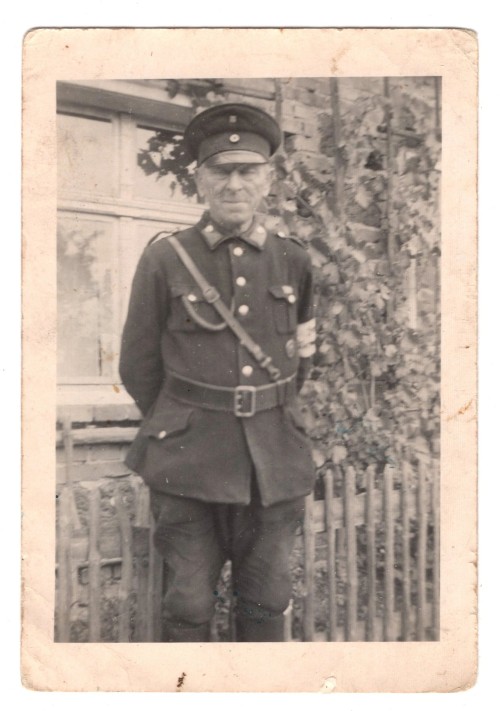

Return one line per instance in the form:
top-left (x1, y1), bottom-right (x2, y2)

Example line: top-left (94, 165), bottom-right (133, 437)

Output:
top-left (269, 284), bottom-right (296, 300)
top-left (141, 401), bottom-right (193, 440)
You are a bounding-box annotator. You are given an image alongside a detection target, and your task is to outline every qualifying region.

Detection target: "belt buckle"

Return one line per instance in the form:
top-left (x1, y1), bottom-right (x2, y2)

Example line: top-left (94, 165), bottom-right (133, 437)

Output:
top-left (234, 385), bottom-right (257, 417)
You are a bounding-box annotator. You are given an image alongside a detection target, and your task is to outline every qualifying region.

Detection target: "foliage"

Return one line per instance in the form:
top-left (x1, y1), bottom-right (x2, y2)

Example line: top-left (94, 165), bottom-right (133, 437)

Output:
top-left (137, 132), bottom-right (198, 198)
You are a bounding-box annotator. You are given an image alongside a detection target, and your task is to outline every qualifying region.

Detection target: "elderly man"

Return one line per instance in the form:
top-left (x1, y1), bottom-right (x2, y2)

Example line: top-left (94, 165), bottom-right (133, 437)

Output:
top-left (120, 103), bottom-right (316, 642)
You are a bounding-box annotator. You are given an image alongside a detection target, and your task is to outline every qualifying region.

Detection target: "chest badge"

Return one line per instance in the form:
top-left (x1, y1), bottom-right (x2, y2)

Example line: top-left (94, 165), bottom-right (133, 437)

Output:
top-left (285, 338), bottom-right (296, 358)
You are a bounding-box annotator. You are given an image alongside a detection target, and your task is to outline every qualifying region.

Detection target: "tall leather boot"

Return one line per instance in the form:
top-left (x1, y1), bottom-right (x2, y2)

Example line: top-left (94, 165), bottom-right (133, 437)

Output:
top-left (235, 614), bottom-right (285, 642)
top-left (162, 619), bottom-right (211, 643)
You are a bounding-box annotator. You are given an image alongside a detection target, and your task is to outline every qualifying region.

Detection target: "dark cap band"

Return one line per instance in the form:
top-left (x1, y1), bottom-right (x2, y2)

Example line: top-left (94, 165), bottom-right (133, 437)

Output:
top-left (184, 103), bottom-right (282, 165)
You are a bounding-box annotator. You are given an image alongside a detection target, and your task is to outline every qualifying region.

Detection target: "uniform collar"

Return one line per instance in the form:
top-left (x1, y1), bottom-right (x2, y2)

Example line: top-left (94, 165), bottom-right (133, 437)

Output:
top-left (197, 212), bottom-right (268, 251)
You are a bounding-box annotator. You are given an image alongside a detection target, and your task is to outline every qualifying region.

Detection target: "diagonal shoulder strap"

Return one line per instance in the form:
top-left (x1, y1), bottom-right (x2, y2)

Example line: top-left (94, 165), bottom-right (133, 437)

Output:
top-left (169, 235), bottom-right (282, 382)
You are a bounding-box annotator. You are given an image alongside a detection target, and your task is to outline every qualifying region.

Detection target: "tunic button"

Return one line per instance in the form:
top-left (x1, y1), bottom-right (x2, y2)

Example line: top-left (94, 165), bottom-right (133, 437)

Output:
top-left (158, 430), bottom-right (167, 440)
top-left (236, 276), bottom-right (246, 287)
top-left (242, 365), bottom-right (253, 377)
top-left (257, 225), bottom-right (265, 234)
top-left (288, 294), bottom-right (297, 304)
top-left (238, 304), bottom-right (249, 316)
top-left (187, 293), bottom-right (197, 302)
top-left (233, 246), bottom-right (244, 256)
top-left (205, 224), bottom-right (214, 233)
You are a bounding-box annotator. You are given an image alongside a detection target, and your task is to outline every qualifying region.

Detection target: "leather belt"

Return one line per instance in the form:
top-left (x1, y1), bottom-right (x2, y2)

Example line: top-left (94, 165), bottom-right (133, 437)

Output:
top-left (164, 371), bottom-right (297, 417)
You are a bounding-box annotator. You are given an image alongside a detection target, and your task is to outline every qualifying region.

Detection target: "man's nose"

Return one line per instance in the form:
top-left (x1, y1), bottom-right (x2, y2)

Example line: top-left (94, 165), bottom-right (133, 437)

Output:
top-left (226, 169), bottom-right (244, 190)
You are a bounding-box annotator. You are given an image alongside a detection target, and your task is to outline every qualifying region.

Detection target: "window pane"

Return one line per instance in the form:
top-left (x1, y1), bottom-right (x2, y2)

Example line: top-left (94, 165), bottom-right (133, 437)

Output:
top-left (135, 126), bottom-right (199, 204)
top-left (57, 216), bottom-right (116, 379)
top-left (57, 113), bottom-right (115, 196)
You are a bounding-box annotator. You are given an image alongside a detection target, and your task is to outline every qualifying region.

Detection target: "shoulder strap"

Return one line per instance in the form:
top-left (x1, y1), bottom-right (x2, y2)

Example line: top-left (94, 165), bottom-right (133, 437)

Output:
top-left (169, 236), bottom-right (282, 382)
top-left (147, 230), bottom-right (173, 247)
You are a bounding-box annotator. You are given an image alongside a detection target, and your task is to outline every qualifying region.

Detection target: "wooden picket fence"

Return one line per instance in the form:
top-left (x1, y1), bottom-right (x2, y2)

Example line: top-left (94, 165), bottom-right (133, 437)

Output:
top-left (55, 418), bottom-right (439, 642)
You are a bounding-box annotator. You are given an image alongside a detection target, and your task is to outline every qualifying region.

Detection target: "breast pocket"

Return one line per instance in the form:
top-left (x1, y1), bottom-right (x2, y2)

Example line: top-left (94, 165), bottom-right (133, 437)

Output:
top-left (269, 285), bottom-right (298, 334)
top-left (168, 283), bottom-right (222, 332)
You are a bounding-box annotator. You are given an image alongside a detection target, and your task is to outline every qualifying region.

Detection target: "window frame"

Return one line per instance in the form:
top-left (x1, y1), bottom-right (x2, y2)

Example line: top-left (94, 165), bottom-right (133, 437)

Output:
top-left (57, 83), bottom-right (204, 408)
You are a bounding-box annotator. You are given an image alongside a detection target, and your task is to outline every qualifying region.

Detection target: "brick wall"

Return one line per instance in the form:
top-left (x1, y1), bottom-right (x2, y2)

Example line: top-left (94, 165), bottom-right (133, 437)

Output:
top-left (56, 441), bottom-right (131, 485)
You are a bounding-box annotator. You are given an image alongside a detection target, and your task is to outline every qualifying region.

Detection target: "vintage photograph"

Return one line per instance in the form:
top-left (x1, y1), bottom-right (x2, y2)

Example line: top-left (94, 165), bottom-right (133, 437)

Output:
top-left (55, 76), bottom-right (441, 644)
top-left (22, 27), bottom-right (476, 692)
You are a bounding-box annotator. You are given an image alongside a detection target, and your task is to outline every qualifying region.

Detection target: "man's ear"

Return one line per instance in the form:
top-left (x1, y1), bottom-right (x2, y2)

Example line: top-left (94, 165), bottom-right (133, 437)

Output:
top-left (262, 164), bottom-right (273, 198)
top-left (194, 167), bottom-right (205, 199)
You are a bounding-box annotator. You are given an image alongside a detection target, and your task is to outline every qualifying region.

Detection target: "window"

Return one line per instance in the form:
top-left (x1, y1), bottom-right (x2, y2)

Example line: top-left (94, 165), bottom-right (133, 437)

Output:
top-left (57, 92), bottom-right (203, 401)
top-left (57, 113), bottom-right (116, 196)
top-left (58, 215), bottom-right (117, 380)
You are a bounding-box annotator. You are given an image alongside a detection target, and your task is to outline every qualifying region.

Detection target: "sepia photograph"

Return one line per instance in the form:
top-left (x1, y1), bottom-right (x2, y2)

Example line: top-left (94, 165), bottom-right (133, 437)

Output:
top-left (55, 75), bottom-right (441, 644)
top-left (22, 28), bottom-right (476, 692)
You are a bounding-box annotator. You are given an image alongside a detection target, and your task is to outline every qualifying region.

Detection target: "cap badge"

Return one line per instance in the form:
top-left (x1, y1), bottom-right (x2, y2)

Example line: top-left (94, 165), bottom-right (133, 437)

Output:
top-left (229, 133), bottom-right (240, 143)
top-left (229, 115), bottom-right (238, 124)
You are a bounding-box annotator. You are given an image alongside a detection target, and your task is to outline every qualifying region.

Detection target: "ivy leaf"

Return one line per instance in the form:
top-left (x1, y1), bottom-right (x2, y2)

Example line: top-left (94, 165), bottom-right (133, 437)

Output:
top-left (370, 359), bottom-right (386, 377)
top-left (322, 263), bottom-right (340, 283)
top-left (332, 445), bottom-right (348, 464)
top-left (351, 249), bottom-right (367, 264)
top-left (355, 184), bottom-right (372, 209)
top-left (309, 245), bottom-right (329, 269)
top-left (337, 329), bottom-right (361, 349)
top-left (312, 449), bottom-right (327, 468)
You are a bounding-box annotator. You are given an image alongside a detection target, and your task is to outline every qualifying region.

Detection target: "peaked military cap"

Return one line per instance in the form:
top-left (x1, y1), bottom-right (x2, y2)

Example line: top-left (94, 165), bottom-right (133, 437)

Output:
top-left (184, 103), bottom-right (282, 166)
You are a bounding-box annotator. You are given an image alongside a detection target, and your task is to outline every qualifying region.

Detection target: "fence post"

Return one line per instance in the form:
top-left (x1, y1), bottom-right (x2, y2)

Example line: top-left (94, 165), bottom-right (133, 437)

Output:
top-left (56, 485), bottom-right (72, 642)
top-left (116, 487), bottom-right (134, 642)
top-left (431, 461), bottom-right (440, 640)
top-left (365, 465), bottom-right (376, 641)
top-left (401, 460), bottom-right (412, 640)
top-left (344, 466), bottom-right (357, 641)
top-left (87, 484), bottom-right (101, 642)
top-left (417, 460), bottom-right (428, 640)
top-left (56, 417), bottom-right (76, 642)
top-left (303, 493), bottom-right (316, 641)
top-left (134, 483), bottom-right (151, 642)
top-left (383, 463), bottom-right (395, 641)
top-left (324, 469), bottom-right (337, 641)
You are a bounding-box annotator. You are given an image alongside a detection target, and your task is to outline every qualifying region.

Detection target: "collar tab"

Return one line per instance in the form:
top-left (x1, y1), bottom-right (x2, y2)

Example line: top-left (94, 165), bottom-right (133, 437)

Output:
top-left (198, 214), bottom-right (267, 251)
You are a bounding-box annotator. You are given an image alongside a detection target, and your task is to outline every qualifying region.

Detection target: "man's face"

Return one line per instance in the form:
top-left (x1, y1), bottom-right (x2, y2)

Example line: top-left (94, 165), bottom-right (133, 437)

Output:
top-left (195, 162), bottom-right (272, 231)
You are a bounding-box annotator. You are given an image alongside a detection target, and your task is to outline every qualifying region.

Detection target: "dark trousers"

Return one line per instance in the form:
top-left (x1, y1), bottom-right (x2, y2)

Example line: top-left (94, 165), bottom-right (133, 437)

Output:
top-left (150, 486), bottom-right (305, 642)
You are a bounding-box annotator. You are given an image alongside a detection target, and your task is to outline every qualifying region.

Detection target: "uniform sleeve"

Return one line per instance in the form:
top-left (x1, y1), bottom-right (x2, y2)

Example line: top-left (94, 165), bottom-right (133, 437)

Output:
top-left (295, 251), bottom-right (316, 393)
top-left (119, 246), bottom-right (168, 416)
top-left (297, 251), bottom-right (316, 359)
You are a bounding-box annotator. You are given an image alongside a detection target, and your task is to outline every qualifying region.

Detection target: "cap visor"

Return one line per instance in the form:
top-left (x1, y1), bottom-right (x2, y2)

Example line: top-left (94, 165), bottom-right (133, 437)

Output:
top-left (203, 150), bottom-right (269, 166)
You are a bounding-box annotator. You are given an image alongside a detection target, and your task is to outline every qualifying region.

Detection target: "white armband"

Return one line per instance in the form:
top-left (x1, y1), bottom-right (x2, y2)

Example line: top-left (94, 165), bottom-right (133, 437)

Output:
top-left (297, 318), bottom-right (316, 357)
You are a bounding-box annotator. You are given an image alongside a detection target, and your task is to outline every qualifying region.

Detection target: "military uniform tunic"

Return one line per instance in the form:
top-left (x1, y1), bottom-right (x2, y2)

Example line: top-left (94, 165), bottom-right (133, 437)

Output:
top-left (120, 212), bottom-right (316, 507)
